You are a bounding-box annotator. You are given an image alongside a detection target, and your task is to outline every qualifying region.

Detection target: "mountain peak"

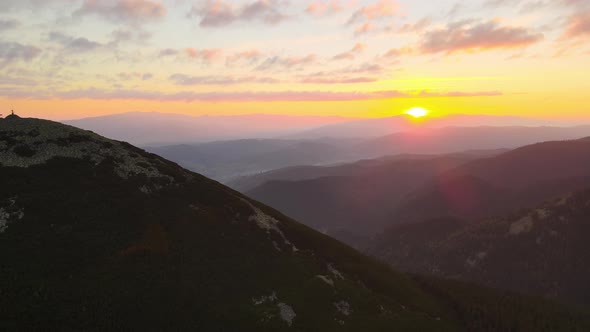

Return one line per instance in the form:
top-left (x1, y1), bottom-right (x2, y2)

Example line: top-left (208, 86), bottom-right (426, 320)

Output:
top-left (0, 117), bottom-right (190, 187)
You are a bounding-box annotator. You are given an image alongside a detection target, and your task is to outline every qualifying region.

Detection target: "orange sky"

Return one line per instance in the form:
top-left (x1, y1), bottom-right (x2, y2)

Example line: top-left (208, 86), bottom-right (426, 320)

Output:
top-left (1, 0), bottom-right (589, 121)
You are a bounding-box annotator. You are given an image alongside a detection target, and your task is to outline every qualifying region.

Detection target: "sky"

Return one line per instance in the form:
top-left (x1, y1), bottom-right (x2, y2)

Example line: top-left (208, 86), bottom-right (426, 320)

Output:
top-left (0, 0), bottom-right (589, 120)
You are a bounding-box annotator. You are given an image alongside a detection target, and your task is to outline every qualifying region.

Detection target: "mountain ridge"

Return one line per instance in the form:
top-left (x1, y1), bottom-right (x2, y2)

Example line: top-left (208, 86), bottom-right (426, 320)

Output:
top-left (2, 117), bottom-right (588, 330)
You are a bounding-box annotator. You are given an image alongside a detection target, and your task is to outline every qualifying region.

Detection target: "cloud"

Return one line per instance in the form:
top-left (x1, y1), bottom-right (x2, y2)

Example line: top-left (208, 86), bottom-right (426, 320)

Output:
top-left (184, 48), bottom-right (224, 62)
top-left (118, 72), bottom-right (153, 81)
top-left (191, 0), bottom-right (288, 28)
top-left (420, 21), bottom-right (543, 54)
top-left (347, 0), bottom-right (399, 25)
top-left (110, 27), bottom-right (152, 45)
top-left (14, 87), bottom-right (503, 102)
top-left (0, 19), bottom-right (20, 32)
top-left (397, 17), bottom-right (431, 34)
top-left (562, 11), bottom-right (590, 39)
top-left (74, 0), bottom-right (166, 23)
top-left (49, 32), bottom-right (102, 53)
top-left (226, 50), bottom-right (263, 66)
top-left (353, 23), bottom-right (375, 36)
top-left (0, 42), bottom-right (42, 67)
top-left (158, 48), bottom-right (179, 57)
top-left (332, 43), bottom-right (366, 60)
top-left (300, 77), bottom-right (377, 84)
top-left (169, 74), bottom-right (279, 85)
top-left (0, 0), bottom-right (69, 12)
top-left (305, 1), bottom-right (343, 16)
top-left (256, 54), bottom-right (317, 71)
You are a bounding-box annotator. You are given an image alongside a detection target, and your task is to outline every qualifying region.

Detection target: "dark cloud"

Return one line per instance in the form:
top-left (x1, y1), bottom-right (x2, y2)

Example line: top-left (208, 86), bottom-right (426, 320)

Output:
top-left (0, 42), bottom-right (42, 67)
top-left (256, 54), bottom-right (317, 71)
top-left (0, 19), bottom-right (20, 32)
top-left (191, 0), bottom-right (289, 28)
top-left (158, 48), bottom-right (179, 57)
top-left (420, 21), bottom-right (543, 54)
top-left (49, 31), bottom-right (102, 52)
top-left (74, 0), bottom-right (166, 23)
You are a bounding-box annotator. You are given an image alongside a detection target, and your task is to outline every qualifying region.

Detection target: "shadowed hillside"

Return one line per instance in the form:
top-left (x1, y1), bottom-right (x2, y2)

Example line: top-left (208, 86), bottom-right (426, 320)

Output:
top-left (2, 117), bottom-right (588, 331)
top-left (372, 188), bottom-right (590, 306)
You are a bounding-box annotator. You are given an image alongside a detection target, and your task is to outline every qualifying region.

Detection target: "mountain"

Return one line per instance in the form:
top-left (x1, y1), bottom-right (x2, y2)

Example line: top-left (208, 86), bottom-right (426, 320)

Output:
top-left (146, 138), bottom-right (359, 182)
top-left (358, 125), bottom-right (590, 157)
top-left (372, 188), bottom-right (590, 306)
top-left (246, 153), bottom-right (485, 245)
top-left (64, 112), bottom-right (357, 146)
top-left (390, 138), bottom-right (590, 224)
top-left (244, 137), bottom-right (590, 249)
top-left (291, 114), bottom-right (582, 139)
top-left (2, 116), bottom-right (588, 331)
top-left (230, 151), bottom-right (507, 193)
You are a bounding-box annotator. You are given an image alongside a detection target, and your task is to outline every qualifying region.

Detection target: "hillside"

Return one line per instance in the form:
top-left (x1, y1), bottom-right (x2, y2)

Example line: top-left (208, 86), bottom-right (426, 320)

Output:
top-left (2, 116), bottom-right (588, 330)
top-left (389, 138), bottom-right (590, 224)
top-left (246, 154), bottom-right (486, 245)
top-left (372, 189), bottom-right (590, 306)
top-left (229, 152), bottom-right (507, 192)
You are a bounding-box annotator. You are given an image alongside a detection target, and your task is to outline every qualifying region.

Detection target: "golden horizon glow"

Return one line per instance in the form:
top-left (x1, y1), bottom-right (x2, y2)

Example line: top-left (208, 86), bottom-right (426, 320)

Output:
top-left (405, 108), bottom-right (430, 118)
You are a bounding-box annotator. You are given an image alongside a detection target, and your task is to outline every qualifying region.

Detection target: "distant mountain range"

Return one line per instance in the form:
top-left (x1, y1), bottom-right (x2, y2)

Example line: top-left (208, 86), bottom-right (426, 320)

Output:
top-left (289, 114), bottom-right (583, 139)
top-left (2, 116), bottom-right (588, 330)
top-left (145, 138), bottom-right (360, 182)
top-left (148, 125), bottom-right (590, 182)
top-left (63, 112), bottom-right (587, 146)
top-left (64, 112), bottom-right (358, 146)
top-left (245, 153), bottom-right (486, 244)
top-left (241, 137), bottom-right (590, 245)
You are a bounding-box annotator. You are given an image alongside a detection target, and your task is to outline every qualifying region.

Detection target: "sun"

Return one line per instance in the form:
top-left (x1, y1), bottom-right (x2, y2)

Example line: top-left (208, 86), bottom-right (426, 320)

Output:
top-left (405, 107), bottom-right (430, 118)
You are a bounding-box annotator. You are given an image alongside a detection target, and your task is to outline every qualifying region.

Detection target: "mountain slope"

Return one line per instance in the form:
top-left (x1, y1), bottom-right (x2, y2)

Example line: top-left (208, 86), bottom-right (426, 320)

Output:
top-left (388, 138), bottom-right (590, 224)
top-left (246, 154), bottom-right (488, 244)
top-left (2, 117), bottom-right (588, 331)
top-left (372, 189), bottom-right (590, 306)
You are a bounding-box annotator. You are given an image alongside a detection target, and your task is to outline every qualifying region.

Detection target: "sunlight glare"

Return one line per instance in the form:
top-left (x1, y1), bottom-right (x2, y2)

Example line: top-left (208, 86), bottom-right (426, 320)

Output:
top-left (405, 107), bottom-right (430, 118)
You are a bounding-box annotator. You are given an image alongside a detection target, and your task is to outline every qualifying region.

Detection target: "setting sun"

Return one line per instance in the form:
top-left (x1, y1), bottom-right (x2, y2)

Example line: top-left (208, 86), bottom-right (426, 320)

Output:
top-left (405, 108), bottom-right (430, 118)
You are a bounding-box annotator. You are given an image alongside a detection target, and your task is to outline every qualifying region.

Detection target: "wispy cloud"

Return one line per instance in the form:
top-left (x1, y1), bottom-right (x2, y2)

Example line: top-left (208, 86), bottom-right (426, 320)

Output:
top-left (0, 42), bottom-right (42, 67)
top-left (49, 32), bottom-right (103, 53)
top-left (0, 87), bottom-right (503, 102)
top-left (305, 1), bottom-right (343, 16)
top-left (332, 43), bottom-right (366, 60)
top-left (184, 48), bottom-right (224, 63)
top-left (347, 0), bottom-right (399, 25)
top-left (256, 54), bottom-right (317, 71)
top-left (169, 74), bottom-right (279, 85)
top-left (74, 0), bottom-right (166, 23)
top-left (420, 21), bottom-right (543, 54)
top-left (562, 11), bottom-right (590, 39)
top-left (0, 19), bottom-right (20, 32)
top-left (300, 76), bottom-right (377, 84)
top-left (191, 0), bottom-right (288, 28)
